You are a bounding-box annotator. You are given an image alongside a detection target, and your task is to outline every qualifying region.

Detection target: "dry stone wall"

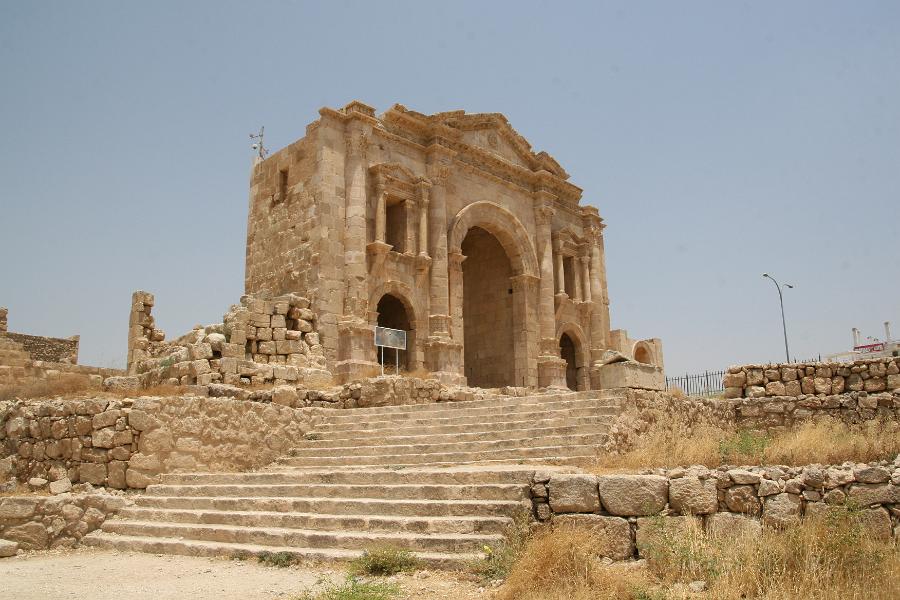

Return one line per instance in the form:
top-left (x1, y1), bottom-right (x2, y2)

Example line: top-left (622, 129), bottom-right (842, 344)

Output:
top-left (0, 489), bottom-right (128, 552)
top-left (4, 333), bottom-right (79, 364)
top-left (724, 357), bottom-right (900, 399)
top-left (719, 357), bottom-right (900, 429)
top-left (533, 457), bottom-right (900, 560)
top-left (1, 395), bottom-right (319, 490)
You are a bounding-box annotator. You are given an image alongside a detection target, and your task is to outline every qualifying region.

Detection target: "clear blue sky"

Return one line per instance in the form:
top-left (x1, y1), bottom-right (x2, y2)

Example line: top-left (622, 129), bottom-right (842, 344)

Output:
top-left (1, 1), bottom-right (898, 374)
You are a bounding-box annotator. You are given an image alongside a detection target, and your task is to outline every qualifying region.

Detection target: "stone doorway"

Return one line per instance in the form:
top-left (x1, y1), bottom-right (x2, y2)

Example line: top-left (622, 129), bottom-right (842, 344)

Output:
top-left (461, 227), bottom-right (515, 388)
top-left (375, 293), bottom-right (413, 373)
top-left (560, 333), bottom-right (579, 391)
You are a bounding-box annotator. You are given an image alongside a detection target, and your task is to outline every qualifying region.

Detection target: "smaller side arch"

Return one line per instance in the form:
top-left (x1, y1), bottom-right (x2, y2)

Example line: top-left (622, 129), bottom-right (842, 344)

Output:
top-left (632, 341), bottom-right (654, 365)
top-left (369, 282), bottom-right (422, 373)
top-left (557, 322), bottom-right (590, 391)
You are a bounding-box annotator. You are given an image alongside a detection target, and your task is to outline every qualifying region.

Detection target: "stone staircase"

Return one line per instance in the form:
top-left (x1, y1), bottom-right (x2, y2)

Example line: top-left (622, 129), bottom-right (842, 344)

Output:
top-left (84, 389), bottom-right (624, 567)
top-left (0, 334), bottom-right (32, 385)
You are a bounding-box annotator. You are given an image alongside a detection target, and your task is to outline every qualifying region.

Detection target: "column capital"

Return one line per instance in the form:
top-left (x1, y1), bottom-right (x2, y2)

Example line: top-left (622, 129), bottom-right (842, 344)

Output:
top-left (448, 251), bottom-right (467, 270)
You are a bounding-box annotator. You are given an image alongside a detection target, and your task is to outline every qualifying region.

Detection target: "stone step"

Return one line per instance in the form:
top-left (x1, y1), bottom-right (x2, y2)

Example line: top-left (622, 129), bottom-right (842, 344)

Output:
top-left (316, 406), bottom-right (620, 432)
top-left (290, 433), bottom-right (609, 458)
top-left (318, 396), bottom-right (621, 424)
top-left (82, 532), bottom-right (481, 569)
top-left (99, 520), bottom-right (503, 554)
top-left (299, 422), bottom-right (611, 448)
top-left (133, 495), bottom-right (529, 518)
top-left (161, 466), bottom-right (538, 486)
top-left (278, 443), bottom-right (601, 468)
top-left (310, 414), bottom-right (614, 439)
top-left (330, 390), bottom-right (619, 417)
top-left (117, 507), bottom-right (513, 535)
top-left (143, 482), bottom-right (530, 502)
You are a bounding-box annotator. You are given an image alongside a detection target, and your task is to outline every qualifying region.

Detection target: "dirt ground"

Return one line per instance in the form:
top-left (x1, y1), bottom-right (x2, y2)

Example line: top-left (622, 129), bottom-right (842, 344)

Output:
top-left (0, 548), bottom-right (491, 600)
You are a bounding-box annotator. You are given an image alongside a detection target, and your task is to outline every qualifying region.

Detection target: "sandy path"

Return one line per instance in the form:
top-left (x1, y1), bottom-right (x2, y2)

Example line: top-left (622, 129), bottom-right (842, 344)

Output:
top-left (0, 549), bottom-right (490, 600)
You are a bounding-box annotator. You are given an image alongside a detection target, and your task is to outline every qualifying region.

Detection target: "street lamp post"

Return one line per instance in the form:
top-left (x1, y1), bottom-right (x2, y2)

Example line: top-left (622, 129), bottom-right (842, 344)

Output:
top-left (762, 273), bottom-right (793, 363)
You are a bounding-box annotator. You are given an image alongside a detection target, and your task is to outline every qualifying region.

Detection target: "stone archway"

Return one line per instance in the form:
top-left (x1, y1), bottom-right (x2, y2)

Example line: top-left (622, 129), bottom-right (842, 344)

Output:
top-left (374, 293), bottom-right (415, 373)
top-left (633, 342), bottom-right (653, 365)
top-left (448, 202), bottom-right (540, 388)
top-left (557, 323), bottom-right (589, 391)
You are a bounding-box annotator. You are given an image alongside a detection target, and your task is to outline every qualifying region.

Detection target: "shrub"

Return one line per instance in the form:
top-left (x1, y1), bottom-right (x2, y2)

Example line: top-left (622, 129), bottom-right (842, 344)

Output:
top-left (348, 547), bottom-right (418, 576)
top-left (257, 550), bottom-right (296, 568)
top-left (295, 577), bottom-right (400, 600)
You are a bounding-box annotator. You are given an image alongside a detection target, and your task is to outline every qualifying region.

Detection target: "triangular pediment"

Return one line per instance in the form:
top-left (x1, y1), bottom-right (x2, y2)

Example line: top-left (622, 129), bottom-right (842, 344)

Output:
top-left (369, 162), bottom-right (421, 184)
top-left (425, 110), bottom-right (569, 180)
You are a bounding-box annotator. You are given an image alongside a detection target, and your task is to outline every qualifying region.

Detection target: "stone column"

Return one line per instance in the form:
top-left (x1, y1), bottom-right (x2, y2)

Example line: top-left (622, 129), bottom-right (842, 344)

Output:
top-left (573, 264), bottom-right (583, 302)
top-left (510, 273), bottom-right (541, 388)
top-left (553, 239), bottom-right (565, 295)
top-left (417, 181), bottom-right (430, 257)
top-left (580, 255), bottom-right (592, 303)
top-left (335, 125), bottom-right (379, 382)
top-left (534, 196), bottom-right (567, 389)
top-left (374, 175), bottom-right (387, 244)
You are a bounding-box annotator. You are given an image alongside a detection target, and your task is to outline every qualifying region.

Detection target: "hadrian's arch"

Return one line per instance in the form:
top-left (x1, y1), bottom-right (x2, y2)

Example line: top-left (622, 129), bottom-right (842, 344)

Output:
top-left (448, 202), bottom-right (539, 388)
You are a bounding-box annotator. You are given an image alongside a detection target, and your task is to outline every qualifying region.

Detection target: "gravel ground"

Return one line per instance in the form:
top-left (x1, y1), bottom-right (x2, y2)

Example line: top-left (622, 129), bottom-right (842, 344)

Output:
top-left (0, 548), bottom-right (490, 600)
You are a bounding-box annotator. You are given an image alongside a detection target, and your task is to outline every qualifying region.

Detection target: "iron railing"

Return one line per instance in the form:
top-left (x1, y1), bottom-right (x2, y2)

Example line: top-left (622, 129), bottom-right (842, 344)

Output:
top-left (665, 370), bottom-right (725, 397)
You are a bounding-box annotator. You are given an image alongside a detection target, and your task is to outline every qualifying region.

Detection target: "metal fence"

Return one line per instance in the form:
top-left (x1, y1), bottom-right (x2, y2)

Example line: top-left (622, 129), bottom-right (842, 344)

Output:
top-left (665, 370), bottom-right (725, 397)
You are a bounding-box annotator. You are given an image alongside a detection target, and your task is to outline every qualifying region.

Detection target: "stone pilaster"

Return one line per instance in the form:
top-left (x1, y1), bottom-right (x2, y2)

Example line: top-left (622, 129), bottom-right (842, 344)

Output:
top-left (580, 255), bottom-right (592, 303)
top-left (510, 273), bottom-right (541, 388)
top-left (588, 221), bottom-right (611, 363)
top-left (335, 124), bottom-right (379, 382)
top-left (424, 150), bottom-right (463, 383)
top-left (534, 196), bottom-right (567, 389)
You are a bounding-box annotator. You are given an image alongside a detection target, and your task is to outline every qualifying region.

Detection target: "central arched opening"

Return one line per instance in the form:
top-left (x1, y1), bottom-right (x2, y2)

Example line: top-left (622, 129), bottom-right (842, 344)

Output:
top-left (559, 333), bottom-right (578, 391)
top-left (461, 226), bottom-right (515, 388)
top-left (376, 293), bottom-right (413, 373)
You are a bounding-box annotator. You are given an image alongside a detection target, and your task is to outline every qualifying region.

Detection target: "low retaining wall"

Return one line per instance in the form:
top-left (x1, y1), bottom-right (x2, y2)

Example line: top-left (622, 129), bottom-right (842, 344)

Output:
top-left (1, 395), bottom-right (319, 489)
top-left (532, 459), bottom-right (900, 560)
top-left (0, 490), bottom-right (128, 551)
top-left (724, 357), bottom-right (900, 399)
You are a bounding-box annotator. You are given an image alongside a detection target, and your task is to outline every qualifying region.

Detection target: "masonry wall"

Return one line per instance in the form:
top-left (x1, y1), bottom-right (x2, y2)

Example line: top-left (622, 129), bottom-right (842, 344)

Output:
top-left (0, 490), bottom-right (128, 551)
top-left (532, 459), bottom-right (900, 560)
top-left (4, 333), bottom-right (79, 364)
top-left (723, 357), bottom-right (900, 399)
top-left (245, 133), bottom-right (320, 299)
top-left (1, 395), bottom-right (319, 490)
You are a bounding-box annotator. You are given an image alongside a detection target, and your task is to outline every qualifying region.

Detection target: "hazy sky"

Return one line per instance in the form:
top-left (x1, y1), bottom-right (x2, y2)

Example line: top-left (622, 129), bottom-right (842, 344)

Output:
top-left (1, 1), bottom-right (898, 375)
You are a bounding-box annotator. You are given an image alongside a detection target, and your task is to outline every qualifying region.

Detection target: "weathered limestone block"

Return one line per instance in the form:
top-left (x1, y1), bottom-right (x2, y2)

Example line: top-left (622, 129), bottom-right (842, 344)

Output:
top-left (765, 381), bottom-right (785, 396)
top-left (746, 386), bottom-right (766, 398)
top-left (746, 369), bottom-right (764, 386)
top-left (78, 463), bottom-right (107, 485)
top-left (722, 372), bottom-right (746, 388)
top-left (552, 514), bottom-right (633, 560)
top-left (724, 485), bottom-right (761, 514)
top-left (0, 539), bottom-right (17, 558)
top-left (848, 483), bottom-right (900, 506)
top-left (853, 466), bottom-right (890, 484)
top-left (598, 474), bottom-right (668, 516)
top-left (101, 376), bottom-right (140, 392)
top-left (668, 477), bottom-right (718, 515)
top-left (856, 507), bottom-right (892, 540)
top-left (727, 469), bottom-right (760, 485)
top-left (762, 493), bottom-right (800, 527)
top-left (2, 522), bottom-right (48, 550)
top-left (548, 474), bottom-right (600, 514)
top-left (49, 478), bottom-right (72, 495)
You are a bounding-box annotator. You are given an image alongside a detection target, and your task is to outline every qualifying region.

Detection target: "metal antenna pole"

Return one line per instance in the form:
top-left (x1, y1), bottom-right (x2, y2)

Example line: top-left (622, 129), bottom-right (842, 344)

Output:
top-left (763, 273), bottom-right (793, 362)
top-left (249, 126), bottom-right (268, 159)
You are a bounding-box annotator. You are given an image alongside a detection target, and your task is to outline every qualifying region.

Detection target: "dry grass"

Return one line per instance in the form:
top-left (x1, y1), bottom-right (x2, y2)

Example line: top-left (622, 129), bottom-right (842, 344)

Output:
top-left (639, 506), bottom-right (900, 600)
top-left (0, 378), bottom-right (198, 402)
top-left (596, 415), bottom-right (900, 471)
top-left (0, 375), bottom-right (94, 402)
top-left (495, 508), bottom-right (899, 600)
top-left (494, 524), bottom-right (654, 600)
